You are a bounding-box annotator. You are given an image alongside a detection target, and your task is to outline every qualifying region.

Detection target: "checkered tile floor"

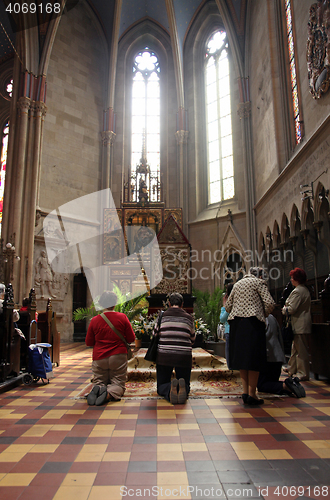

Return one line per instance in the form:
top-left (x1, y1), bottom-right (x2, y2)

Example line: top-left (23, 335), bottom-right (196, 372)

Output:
top-left (0, 343), bottom-right (330, 500)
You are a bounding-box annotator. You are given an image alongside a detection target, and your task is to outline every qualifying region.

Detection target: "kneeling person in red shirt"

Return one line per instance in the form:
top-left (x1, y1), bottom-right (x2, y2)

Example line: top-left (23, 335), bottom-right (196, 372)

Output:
top-left (85, 291), bottom-right (135, 405)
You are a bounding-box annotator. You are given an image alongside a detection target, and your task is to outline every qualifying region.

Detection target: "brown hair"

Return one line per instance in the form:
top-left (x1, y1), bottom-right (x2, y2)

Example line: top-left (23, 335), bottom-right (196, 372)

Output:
top-left (169, 293), bottom-right (183, 307)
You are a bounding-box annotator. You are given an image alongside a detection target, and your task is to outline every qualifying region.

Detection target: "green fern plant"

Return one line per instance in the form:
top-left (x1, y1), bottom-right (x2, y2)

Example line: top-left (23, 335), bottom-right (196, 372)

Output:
top-left (72, 302), bottom-right (101, 322)
top-left (72, 284), bottom-right (148, 323)
top-left (193, 287), bottom-right (224, 341)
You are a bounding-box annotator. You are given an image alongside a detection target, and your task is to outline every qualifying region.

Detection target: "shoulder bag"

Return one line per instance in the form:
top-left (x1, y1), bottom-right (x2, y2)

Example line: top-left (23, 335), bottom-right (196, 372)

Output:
top-left (144, 310), bottom-right (164, 362)
top-left (100, 313), bottom-right (133, 360)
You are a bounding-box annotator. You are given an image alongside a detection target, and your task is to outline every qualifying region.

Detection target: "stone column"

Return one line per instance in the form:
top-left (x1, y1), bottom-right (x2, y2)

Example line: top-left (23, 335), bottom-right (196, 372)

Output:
top-left (10, 96), bottom-right (31, 290)
top-left (175, 129), bottom-right (189, 232)
top-left (237, 99), bottom-right (256, 261)
top-left (22, 101), bottom-right (47, 299)
top-left (101, 129), bottom-right (116, 190)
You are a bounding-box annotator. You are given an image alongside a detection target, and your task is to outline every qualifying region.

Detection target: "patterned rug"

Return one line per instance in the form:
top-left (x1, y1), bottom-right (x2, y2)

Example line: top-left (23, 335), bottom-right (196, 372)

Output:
top-left (77, 347), bottom-right (243, 399)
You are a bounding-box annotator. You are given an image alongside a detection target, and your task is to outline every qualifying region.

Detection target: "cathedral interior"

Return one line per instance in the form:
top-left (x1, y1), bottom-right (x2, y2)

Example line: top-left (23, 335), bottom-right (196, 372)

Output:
top-left (0, 0), bottom-right (330, 498)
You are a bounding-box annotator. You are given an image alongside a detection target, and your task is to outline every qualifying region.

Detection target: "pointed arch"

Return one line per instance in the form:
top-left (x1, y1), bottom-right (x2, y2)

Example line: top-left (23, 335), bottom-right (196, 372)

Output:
top-left (273, 220), bottom-right (281, 249)
top-left (265, 225), bottom-right (272, 254)
top-left (314, 181), bottom-right (329, 222)
top-left (281, 213), bottom-right (290, 243)
top-left (258, 232), bottom-right (265, 257)
top-left (301, 197), bottom-right (314, 230)
top-left (290, 204), bottom-right (301, 236)
top-left (115, 19), bottom-right (173, 203)
top-left (184, 1), bottom-right (241, 212)
top-left (40, 0), bottom-right (108, 79)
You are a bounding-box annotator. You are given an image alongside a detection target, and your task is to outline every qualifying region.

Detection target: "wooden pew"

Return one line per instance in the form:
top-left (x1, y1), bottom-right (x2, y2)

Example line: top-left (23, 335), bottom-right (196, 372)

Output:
top-left (16, 289), bottom-right (38, 372)
top-left (0, 284), bottom-right (20, 382)
top-left (310, 280), bottom-right (330, 380)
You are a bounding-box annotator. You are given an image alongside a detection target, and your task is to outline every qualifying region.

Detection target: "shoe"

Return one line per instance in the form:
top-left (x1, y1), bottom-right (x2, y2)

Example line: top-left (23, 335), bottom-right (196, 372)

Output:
top-left (284, 377), bottom-right (306, 398)
top-left (178, 378), bottom-right (187, 404)
top-left (246, 395), bottom-right (264, 405)
top-left (297, 376), bottom-right (309, 382)
top-left (169, 378), bottom-right (179, 404)
top-left (242, 393), bottom-right (249, 404)
top-left (95, 386), bottom-right (108, 406)
top-left (282, 367), bottom-right (289, 373)
top-left (108, 394), bottom-right (120, 402)
top-left (87, 385), bottom-right (100, 405)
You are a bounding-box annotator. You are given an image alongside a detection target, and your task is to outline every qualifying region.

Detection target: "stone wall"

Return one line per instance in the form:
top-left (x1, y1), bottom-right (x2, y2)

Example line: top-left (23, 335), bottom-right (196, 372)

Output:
top-left (37, 2), bottom-right (107, 340)
top-left (113, 23), bottom-right (176, 209)
top-left (41, 2), bottom-right (106, 211)
top-left (184, 2), bottom-right (246, 292)
top-left (249, 0), bottom-right (278, 202)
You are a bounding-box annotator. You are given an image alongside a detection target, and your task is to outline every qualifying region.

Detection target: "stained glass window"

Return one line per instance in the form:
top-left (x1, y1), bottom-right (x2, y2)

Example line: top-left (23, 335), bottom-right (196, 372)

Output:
top-left (6, 79), bottom-right (13, 98)
top-left (0, 122), bottom-right (9, 233)
top-left (131, 48), bottom-right (160, 174)
top-left (284, 0), bottom-right (302, 144)
top-left (205, 31), bottom-right (234, 205)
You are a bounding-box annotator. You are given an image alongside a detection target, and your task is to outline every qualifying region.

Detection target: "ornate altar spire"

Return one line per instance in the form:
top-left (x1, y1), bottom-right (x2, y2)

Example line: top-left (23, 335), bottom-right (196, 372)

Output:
top-left (136, 130), bottom-right (150, 175)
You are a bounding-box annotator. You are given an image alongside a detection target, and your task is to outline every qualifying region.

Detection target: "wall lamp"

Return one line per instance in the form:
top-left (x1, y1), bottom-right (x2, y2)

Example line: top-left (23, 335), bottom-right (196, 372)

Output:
top-left (300, 168), bottom-right (328, 201)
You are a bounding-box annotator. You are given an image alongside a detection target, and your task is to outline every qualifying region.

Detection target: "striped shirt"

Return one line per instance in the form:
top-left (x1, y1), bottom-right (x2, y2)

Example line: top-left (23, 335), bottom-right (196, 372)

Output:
top-left (156, 307), bottom-right (195, 368)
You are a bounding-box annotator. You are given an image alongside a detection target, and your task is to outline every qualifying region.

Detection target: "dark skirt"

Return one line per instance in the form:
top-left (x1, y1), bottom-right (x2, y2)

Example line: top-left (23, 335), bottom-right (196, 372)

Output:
top-left (228, 316), bottom-right (267, 371)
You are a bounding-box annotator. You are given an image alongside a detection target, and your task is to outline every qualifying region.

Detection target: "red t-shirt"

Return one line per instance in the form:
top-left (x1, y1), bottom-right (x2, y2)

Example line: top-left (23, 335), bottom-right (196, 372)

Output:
top-left (85, 311), bottom-right (135, 360)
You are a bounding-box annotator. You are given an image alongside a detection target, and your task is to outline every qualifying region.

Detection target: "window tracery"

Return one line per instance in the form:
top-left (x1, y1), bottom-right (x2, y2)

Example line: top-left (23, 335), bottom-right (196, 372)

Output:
top-left (205, 30), bottom-right (234, 205)
top-left (284, 0), bottom-right (302, 145)
top-left (131, 48), bottom-right (160, 176)
top-left (0, 121), bottom-right (9, 233)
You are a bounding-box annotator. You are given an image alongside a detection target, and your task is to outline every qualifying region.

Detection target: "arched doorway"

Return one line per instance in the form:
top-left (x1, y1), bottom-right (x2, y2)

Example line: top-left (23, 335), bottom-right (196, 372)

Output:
top-left (73, 273), bottom-right (88, 341)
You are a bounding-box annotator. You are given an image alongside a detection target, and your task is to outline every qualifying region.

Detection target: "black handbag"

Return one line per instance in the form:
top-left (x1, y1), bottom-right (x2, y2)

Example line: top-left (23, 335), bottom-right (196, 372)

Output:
top-left (144, 310), bottom-right (164, 362)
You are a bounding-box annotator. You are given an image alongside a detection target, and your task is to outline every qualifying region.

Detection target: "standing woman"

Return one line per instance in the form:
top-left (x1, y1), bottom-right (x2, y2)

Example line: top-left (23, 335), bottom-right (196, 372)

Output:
top-left (85, 291), bottom-right (135, 405)
top-left (220, 283), bottom-right (234, 369)
top-left (282, 268), bottom-right (311, 381)
top-left (225, 268), bottom-right (275, 405)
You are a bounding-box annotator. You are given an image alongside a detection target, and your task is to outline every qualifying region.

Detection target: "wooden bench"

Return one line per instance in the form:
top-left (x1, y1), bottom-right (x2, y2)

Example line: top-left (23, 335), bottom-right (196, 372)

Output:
top-left (0, 284), bottom-right (21, 382)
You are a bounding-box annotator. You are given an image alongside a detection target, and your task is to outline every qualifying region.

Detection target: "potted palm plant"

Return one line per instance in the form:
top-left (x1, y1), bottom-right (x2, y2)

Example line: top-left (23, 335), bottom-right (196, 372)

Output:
top-left (72, 285), bottom-right (148, 329)
top-left (193, 287), bottom-right (226, 357)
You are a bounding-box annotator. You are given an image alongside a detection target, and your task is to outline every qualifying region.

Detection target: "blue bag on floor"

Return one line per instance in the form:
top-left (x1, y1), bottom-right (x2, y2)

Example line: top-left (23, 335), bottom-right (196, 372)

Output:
top-left (28, 343), bottom-right (54, 380)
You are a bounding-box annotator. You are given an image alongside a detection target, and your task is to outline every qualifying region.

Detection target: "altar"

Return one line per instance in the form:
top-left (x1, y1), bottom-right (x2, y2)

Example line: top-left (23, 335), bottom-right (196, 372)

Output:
top-left (103, 145), bottom-right (193, 309)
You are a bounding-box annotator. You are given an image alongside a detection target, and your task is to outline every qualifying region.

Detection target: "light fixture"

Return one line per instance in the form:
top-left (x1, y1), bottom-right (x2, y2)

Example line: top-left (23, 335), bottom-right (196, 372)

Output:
top-left (0, 235), bottom-right (20, 283)
top-left (318, 188), bottom-right (329, 201)
top-left (300, 169), bottom-right (328, 201)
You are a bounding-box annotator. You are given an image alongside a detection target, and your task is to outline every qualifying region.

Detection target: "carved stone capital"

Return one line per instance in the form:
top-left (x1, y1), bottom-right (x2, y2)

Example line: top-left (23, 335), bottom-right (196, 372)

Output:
top-left (175, 130), bottom-right (189, 145)
top-left (35, 207), bottom-right (42, 227)
top-left (237, 101), bottom-right (251, 119)
top-left (289, 236), bottom-right (298, 249)
top-left (313, 220), bottom-right (323, 235)
top-left (300, 229), bottom-right (309, 242)
top-left (17, 96), bottom-right (31, 114)
top-left (101, 131), bottom-right (116, 146)
top-left (33, 101), bottom-right (48, 117)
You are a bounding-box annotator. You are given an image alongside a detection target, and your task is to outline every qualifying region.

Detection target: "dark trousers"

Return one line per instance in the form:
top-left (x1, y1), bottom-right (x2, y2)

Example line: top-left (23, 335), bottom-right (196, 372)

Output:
top-left (257, 362), bottom-right (285, 395)
top-left (156, 364), bottom-right (191, 401)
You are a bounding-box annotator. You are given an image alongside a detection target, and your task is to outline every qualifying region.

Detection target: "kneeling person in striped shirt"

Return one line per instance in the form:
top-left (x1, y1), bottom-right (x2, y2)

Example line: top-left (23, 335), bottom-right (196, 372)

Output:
top-left (156, 293), bottom-right (195, 404)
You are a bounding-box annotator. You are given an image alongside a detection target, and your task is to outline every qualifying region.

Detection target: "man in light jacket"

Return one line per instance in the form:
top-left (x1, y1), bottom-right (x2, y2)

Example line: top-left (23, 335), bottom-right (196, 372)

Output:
top-left (282, 268), bottom-right (312, 381)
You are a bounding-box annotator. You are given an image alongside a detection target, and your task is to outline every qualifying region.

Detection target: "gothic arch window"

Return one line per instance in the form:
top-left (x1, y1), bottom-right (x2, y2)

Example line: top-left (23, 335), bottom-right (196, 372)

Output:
top-left (284, 0), bottom-right (302, 145)
top-left (0, 76), bottom-right (13, 101)
top-left (0, 120), bottom-right (9, 232)
top-left (205, 30), bottom-right (234, 205)
top-left (131, 48), bottom-right (160, 176)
